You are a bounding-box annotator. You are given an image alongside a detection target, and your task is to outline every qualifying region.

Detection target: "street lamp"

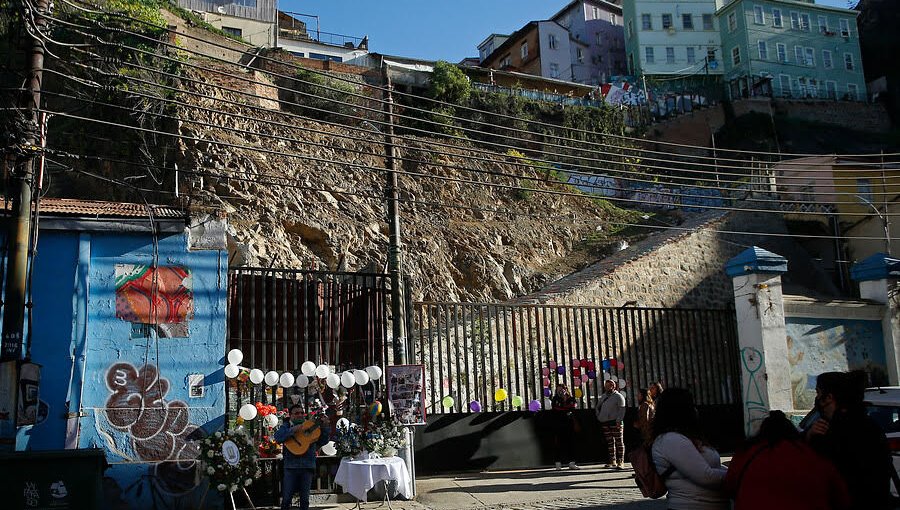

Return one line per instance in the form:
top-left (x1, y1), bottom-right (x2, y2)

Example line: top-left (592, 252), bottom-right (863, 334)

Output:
top-left (855, 194), bottom-right (891, 256)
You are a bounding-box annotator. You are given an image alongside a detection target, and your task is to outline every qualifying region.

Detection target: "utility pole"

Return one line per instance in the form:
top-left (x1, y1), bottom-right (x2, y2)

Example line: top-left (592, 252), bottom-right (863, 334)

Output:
top-left (1, 0), bottom-right (47, 451)
top-left (381, 63), bottom-right (407, 366)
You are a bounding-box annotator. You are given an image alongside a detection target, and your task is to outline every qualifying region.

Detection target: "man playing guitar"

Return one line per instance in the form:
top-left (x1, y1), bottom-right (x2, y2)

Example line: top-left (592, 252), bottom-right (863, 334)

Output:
top-left (274, 404), bottom-right (331, 510)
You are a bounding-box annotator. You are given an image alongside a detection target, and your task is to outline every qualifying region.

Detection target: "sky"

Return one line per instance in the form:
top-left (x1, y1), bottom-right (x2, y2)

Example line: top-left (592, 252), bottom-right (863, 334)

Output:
top-left (279, 0), bottom-right (855, 62)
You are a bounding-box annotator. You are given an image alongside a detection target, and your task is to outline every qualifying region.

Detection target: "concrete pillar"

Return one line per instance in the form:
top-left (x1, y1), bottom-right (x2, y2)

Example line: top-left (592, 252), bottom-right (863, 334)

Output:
top-left (724, 247), bottom-right (790, 437)
top-left (850, 253), bottom-right (900, 385)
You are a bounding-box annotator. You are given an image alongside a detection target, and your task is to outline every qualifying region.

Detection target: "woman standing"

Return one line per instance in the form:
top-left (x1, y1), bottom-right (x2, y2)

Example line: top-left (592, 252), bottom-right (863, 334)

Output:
top-left (651, 388), bottom-right (728, 510)
top-left (551, 383), bottom-right (579, 470)
top-left (635, 382), bottom-right (663, 444)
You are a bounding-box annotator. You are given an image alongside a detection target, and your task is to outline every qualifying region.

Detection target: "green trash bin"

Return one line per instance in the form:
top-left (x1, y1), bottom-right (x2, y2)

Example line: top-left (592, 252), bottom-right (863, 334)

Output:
top-left (0, 448), bottom-right (107, 509)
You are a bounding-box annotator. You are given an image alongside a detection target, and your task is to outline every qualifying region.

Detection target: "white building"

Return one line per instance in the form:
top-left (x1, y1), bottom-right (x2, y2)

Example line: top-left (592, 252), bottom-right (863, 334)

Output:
top-left (177, 0), bottom-right (276, 47)
top-left (623, 0), bottom-right (724, 78)
top-left (278, 11), bottom-right (369, 62)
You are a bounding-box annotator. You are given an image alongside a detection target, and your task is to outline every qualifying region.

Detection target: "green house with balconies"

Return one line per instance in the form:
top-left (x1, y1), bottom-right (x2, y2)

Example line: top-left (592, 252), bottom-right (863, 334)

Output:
top-left (716, 0), bottom-right (866, 102)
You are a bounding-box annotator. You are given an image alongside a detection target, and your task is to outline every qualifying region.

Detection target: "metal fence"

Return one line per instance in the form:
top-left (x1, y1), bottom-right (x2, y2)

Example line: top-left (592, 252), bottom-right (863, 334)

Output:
top-left (413, 303), bottom-right (741, 414)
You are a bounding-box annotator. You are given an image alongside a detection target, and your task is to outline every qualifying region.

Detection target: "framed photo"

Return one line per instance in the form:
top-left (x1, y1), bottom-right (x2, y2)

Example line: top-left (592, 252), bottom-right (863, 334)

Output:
top-left (386, 364), bottom-right (426, 426)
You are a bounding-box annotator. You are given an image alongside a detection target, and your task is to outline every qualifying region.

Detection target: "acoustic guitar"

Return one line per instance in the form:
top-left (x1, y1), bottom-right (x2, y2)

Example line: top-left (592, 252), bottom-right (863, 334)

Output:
top-left (284, 419), bottom-right (322, 456)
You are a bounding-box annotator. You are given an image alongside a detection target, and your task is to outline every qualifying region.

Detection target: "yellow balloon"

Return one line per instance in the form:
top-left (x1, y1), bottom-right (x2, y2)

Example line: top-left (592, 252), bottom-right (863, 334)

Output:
top-left (574, 388), bottom-right (583, 399)
top-left (494, 388), bottom-right (508, 402)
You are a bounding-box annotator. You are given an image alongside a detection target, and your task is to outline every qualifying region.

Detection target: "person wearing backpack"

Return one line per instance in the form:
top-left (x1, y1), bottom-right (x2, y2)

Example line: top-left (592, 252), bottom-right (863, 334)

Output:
top-left (650, 388), bottom-right (727, 510)
top-left (595, 379), bottom-right (626, 469)
top-left (724, 410), bottom-right (850, 510)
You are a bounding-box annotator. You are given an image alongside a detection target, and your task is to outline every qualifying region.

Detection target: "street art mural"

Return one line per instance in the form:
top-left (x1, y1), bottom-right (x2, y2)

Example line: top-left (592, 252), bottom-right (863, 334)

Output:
top-left (100, 362), bottom-right (207, 506)
top-left (786, 317), bottom-right (888, 410)
top-left (740, 346), bottom-right (768, 437)
top-left (115, 265), bottom-right (193, 337)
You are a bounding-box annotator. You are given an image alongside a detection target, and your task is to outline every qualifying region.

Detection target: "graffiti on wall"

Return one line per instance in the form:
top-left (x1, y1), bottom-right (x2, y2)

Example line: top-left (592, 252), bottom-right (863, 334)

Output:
top-left (103, 362), bottom-right (203, 498)
top-left (740, 347), bottom-right (767, 437)
top-left (115, 265), bottom-right (193, 338)
top-left (786, 317), bottom-right (888, 410)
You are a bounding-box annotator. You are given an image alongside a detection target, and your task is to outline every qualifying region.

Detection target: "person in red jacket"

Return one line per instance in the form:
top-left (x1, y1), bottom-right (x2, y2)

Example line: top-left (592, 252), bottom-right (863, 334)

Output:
top-left (724, 410), bottom-right (850, 510)
top-left (551, 384), bottom-right (579, 470)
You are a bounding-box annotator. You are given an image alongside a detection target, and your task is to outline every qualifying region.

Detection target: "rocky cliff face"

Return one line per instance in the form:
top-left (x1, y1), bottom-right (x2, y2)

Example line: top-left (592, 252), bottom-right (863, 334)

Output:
top-left (175, 60), bottom-right (629, 303)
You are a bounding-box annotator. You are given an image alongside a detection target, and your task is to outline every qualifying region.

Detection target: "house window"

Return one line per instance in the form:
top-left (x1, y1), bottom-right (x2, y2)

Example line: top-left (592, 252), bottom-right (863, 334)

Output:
top-left (233, 0), bottom-right (256, 6)
top-left (790, 12), bottom-right (800, 30)
top-left (800, 13), bottom-right (810, 31)
top-left (779, 74), bottom-right (791, 97)
top-left (707, 48), bottom-right (716, 63)
top-left (702, 14), bottom-right (714, 30)
top-left (847, 83), bottom-right (859, 101)
top-left (777, 43), bottom-right (787, 62)
top-left (772, 9), bottom-right (783, 28)
top-left (576, 48), bottom-right (584, 63)
top-left (795, 46), bottom-right (804, 65)
top-left (817, 15), bottom-right (828, 33)
top-left (549, 34), bottom-right (558, 49)
top-left (753, 5), bottom-right (765, 25)
top-left (823, 50), bottom-right (833, 69)
top-left (825, 80), bottom-right (837, 99)
top-left (221, 26), bottom-right (243, 37)
top-left (758, 40), bottom-right (768, 60)
top-left (728, 12), bottom-right (737, 32)
top-left (732, 46), bottom-right (741, 65)
top-left (549, 63), bottom-right (560, 78)
top-left (592, 6), bottom-right (600, 19)
top-left (844, 53), bottom-right (855, 70)
top-left (682, 14), bottom-right (694, 30)
top-left (662, 13), bottom-right (673, 29)
top-left (610, 13), bottom-right (618, 25)
top-left (687, 47), bottom-right (696, 64)
top-left (839, 19), bottom-right (850, 37)
top-left (805, 47), bottom-right (815, 67)
top-left (645, 46), bottom-right (655, 63)
top-left (641, 14), bottom-right (652, 30)
top-left (666, 47), bottom-right (675, 64)
top-left (501, 55), bottom-right (511, 68)
top-left (857, 179), bottom-right (872, 201)
top-left (521, 42), bottom-right (528, 59)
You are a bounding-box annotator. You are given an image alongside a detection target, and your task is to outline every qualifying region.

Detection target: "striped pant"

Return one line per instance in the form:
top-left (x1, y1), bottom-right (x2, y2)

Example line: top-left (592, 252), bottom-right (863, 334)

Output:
top-left (602, 422), bottom-right (624, 465)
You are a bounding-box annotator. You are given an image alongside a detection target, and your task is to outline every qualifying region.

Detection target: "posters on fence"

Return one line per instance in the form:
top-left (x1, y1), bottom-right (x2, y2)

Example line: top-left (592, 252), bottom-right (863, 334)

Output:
top-left (386, 365), bottom-right (426, 426)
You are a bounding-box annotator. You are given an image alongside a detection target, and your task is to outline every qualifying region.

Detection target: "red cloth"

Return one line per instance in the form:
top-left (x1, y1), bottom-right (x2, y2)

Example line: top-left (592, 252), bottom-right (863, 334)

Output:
top-left (724, 440), bottom-right (851, 510)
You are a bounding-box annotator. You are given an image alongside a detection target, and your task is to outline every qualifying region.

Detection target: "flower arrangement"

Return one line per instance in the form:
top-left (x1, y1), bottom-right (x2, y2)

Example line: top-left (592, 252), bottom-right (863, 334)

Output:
top-left (254, 402), bottom-right (284, 418)
top-left (199, 430), bottom-right (261, 493)
top-left (363, 419), bottom-right (406, 457)
top-left (258, 435), bottom-right (281, 458)
top-left (333, 423), bottom-right (364, 458)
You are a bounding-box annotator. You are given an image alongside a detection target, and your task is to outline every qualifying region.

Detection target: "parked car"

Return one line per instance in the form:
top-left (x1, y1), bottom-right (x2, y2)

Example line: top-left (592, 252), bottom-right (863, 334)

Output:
top-left (864, 387), bottom-right (900, 496)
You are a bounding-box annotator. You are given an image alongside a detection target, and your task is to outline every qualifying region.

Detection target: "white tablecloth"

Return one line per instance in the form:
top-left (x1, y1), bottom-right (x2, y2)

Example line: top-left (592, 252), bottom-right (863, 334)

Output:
top-left (334, 456), bottom-right (412, 502)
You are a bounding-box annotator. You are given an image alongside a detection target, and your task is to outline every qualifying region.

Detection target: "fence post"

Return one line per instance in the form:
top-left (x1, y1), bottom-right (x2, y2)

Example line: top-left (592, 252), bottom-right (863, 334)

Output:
top-left (850, 253), bottom-right (900, 385)
top-left (724, 247), bottom-right (790, 437)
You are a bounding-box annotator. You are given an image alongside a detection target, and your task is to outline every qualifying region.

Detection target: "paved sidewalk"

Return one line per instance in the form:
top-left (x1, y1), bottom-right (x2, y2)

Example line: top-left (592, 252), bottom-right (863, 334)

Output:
top-left (311, 464), bottom-right (665, 510)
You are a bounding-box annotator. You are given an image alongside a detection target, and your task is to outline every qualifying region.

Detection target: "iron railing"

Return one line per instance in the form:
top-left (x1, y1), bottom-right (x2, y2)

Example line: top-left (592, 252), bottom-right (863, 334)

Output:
top-left (413, 303), bottom-right (741, 414)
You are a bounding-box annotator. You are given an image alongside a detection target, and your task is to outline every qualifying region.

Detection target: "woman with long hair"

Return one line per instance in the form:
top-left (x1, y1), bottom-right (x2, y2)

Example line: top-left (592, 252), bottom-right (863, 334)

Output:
top-left (651, 388), bottom-right (727, 510)
top-left (635, 382), bottom-right (663, 444)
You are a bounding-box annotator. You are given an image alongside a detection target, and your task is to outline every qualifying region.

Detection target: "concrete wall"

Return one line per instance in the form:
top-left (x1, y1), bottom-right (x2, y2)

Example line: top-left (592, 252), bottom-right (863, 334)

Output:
top-left (22, 225), bottom-right (228, 509)
top-left (772, 98), bottom-right (893, 132)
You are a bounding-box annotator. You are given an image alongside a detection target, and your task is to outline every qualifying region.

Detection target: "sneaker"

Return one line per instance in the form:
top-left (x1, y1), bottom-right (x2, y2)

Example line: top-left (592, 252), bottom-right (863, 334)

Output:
top-left (615, 463), bottom-right (626, 470)
top-left (555, 462), bottom-right (562, 470)
top-left (604, 463), bottom-right (615, 468)
top-left (568, 462), bottom-right (580, 470)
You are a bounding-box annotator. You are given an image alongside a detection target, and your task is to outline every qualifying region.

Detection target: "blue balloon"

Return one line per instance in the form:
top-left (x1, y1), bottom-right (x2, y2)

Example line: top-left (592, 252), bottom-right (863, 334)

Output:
top-left (601, 359), bottom-right (611, 370)
top-left (556, 365), bottom-right (565, 375)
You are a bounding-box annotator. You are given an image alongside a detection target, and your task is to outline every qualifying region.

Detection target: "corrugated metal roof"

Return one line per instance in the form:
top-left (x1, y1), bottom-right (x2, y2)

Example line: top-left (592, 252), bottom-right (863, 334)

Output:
top-left (3, 198), bottom-right (187, 219)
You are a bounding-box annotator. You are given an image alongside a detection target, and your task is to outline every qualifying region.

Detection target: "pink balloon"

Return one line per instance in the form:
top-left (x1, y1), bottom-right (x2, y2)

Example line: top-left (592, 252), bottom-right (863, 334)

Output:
top-left (617, 361), bottom-right (625, 370)
top-left (542, 377), bottom-right (551, 387)
top-left (548, 361), bottom-right (557, 369)
top-left (541, 367), bottom-right (550, 377)
top-left (581, 374), bottom-right (589, 382)
top-left (574, 377), bottom-right (584, 386)
top-left (572, 359), bottom-right (581, 368)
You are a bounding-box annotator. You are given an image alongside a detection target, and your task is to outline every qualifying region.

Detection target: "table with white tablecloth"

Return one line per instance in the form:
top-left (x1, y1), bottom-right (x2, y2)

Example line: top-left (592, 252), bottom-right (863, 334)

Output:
top-left (334, 456), bottom-right (412, 504)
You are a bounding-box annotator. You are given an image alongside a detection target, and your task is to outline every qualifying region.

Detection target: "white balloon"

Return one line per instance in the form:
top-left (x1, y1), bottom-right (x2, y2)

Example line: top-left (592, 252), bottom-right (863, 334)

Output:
top-left (618, 378), bottom-right (627, 389)
top-left (264, 371), bottom-right (280, 386)
top-left (321, 441), bottom-right (337, 456)
top-left (224, 364), bottom-right (240, 379)
top-left (365, 366), bottom-right (383, 381)
top-left (326, 373), bottom-right (341, 389)
top-left (603, 371), bottom-right (612, 380)
top-left (353, 369), bottom-right (370, 386)
top-left (315, 364), bottom-right (331, 379)
top-left (227, 349), bottom-right (243, 366)
top-left (336, 417), bottom-right (350, 429)
top-left (264, 414), bottom-right (279, 428)
top-left (280, 372), bottom-right (295, 388)
top-left (249, 369), bottom-right (265, 385)
top-left (340, 371), bottom-right (355, 388)
top-left (239, 403), bottom-right (258, 420)
top-left (300, 361), bottom-right (317, 376)
top-left (295, 376), bottom-right (310, 388)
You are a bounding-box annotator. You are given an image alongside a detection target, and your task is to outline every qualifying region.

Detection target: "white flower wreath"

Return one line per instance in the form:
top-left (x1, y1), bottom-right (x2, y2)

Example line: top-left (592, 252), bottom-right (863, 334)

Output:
top-left (198, 430), bottom-right (261, 492)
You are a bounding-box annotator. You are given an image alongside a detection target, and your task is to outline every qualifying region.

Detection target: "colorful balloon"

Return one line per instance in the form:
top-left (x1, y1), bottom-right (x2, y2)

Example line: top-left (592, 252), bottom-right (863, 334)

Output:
top-left (548, 361), bottom-right (557, 369)
top-left (495, 388), bottom-right (508, 402)
top-left (601, 359), bottom-right (611, 370)
top-left (541, 367), bottom-right (550, 377)
top-left (581, 373), bottom-right (589, 383)
top-left (617, 361), bottom-right (625, 370)
top-left (618, 378), bottom-right (627, 389)
top-left (572, 368), bottom-right (581, 378)
top-left (441, 396), bottom-right (455, 409)
top-left (369, 401), bottom-right (383, 417)
top-left (511, 395), bottom-right (523, 408)
top-left (469, 400), bottom-right (482, 412)
top-left (543, 387), bottom-right (552, 397)
top-left (542, 376), bottom-right (551, 387)
top-left (528, 399), bottom-right (542, 412)
top-left (587, 370), bottom-right (596, 380)
top-left (556, 365), bottom-right (565, 375)
top-left (574, 388), bottom-right (583, 398)
top-left (581, 359), bottom-right (590, 369)
top-left (572, 359), bottom-right (581, 368)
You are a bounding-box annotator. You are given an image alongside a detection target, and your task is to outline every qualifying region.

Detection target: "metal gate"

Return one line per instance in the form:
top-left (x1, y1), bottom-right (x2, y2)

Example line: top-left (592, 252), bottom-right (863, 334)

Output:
top-left (413, 303), bottom-right (741, 414)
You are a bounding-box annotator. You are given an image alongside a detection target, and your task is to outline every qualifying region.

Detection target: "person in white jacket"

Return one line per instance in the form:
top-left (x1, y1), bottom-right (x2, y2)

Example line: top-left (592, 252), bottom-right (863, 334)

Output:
top-left (650, 388), bottom-right (728, 510)
top-left (594, 379), bottom-right (627, 469)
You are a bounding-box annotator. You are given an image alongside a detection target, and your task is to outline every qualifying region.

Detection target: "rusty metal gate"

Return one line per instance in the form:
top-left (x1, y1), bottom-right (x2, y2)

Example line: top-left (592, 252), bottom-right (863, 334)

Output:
top-left (413, 303), bottom-right (741, 414)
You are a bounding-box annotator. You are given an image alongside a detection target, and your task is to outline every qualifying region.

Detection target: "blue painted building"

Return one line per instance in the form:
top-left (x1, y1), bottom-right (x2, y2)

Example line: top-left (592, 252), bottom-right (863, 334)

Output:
top-left (7, 199), bottom-right (228, 509)
top-left (717, 0), bottom-right (866, 101)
